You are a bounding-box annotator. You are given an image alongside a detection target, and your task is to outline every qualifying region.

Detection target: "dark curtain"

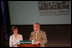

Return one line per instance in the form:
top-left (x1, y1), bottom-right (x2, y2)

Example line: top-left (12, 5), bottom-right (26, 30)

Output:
top-left (1, 1), bottom-right (10, 47)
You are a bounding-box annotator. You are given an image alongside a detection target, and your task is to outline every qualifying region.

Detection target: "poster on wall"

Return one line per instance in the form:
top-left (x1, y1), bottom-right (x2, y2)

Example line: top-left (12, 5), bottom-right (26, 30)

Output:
top-left (38, 1), bottom-right (70, 16)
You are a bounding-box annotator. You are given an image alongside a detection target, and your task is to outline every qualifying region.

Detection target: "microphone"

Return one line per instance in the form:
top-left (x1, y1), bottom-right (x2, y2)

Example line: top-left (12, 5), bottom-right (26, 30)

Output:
top-left (30, 35), bottom-right (35, 44)
top-left (31, 35), bottom-right (33, 40)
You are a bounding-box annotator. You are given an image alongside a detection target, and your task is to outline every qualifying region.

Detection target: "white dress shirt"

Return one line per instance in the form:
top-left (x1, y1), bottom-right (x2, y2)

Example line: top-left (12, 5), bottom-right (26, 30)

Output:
top-left (9, 34), bottom-right (23, 47)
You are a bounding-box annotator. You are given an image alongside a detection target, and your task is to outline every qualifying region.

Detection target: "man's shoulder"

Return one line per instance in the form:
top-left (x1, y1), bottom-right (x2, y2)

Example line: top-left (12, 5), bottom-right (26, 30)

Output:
top-left (40, 30), bottom-right (45, 32)
top-left (40, 30), bottom-right (46, 34)
top-left (31, 31), bottom-right (35, 34)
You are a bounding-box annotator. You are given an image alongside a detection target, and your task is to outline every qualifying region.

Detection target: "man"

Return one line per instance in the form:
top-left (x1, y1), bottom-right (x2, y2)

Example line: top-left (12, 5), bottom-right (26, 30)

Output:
top-left (30, 22), bottom-right (47, 47)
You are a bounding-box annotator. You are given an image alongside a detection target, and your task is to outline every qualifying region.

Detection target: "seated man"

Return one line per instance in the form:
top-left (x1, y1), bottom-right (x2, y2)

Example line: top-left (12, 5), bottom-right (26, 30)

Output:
top-left (9, 26), bottom-right (23, 47)
top-left (30, 22), bottom-right (47, 47)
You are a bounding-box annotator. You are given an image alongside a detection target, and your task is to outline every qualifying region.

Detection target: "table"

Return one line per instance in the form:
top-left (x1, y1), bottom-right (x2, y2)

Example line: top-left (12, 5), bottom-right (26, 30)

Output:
top-left (17, 44), bottom-right (40, 47)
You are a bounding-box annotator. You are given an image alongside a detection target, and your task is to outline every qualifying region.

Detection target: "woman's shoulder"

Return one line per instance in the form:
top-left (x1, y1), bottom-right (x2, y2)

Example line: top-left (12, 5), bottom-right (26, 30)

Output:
top-left (10, 34), bottom-right (14, 38)
top-left (18, 34), bottom-right (22, 36)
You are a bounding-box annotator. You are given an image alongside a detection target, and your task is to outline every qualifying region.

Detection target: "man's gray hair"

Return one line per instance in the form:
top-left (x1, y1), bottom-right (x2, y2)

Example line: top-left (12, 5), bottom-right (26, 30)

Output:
top-left (34, 22), bottom-right (40, 26)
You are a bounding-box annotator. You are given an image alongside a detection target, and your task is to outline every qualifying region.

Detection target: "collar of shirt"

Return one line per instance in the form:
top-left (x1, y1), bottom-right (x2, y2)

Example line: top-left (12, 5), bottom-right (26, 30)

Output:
top-left (13, 34), bottom-right (19, 39)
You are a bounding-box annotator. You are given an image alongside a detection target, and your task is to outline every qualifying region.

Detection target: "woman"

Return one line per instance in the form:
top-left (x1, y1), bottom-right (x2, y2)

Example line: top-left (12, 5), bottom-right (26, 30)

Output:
top-left (9, 26), bottom-right (23, 47)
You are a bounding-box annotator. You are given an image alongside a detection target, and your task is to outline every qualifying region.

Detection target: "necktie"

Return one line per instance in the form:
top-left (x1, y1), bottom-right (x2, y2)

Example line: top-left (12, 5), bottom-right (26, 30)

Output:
top-left (36, 33), bottom-right (37, 39)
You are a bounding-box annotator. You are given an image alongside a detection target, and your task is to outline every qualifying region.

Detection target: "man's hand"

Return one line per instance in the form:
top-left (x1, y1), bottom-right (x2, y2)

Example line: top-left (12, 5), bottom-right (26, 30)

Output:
top-left (34, 41), bottom-right (40, 44)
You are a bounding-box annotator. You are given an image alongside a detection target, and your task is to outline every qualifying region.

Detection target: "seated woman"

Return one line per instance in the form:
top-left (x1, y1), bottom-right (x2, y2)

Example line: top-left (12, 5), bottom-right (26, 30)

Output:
top-left (9, 26), bottom-right (23, 47)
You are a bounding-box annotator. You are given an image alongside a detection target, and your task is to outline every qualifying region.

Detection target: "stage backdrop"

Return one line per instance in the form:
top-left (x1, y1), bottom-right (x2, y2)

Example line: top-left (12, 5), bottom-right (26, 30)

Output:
top-left (8, 1), bottom-right (71, 25)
